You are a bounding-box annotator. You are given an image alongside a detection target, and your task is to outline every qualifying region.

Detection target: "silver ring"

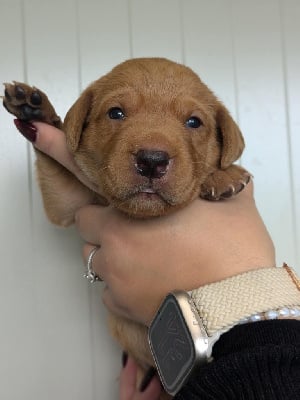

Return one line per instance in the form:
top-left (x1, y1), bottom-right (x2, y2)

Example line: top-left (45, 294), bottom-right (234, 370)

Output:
top-left (84, 246), bottom-right (102, 283)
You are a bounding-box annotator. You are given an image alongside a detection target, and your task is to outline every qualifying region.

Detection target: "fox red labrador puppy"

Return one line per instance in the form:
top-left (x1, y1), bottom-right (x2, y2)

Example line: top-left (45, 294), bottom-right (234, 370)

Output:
top-left (3, 57), bottom-right (250, 396)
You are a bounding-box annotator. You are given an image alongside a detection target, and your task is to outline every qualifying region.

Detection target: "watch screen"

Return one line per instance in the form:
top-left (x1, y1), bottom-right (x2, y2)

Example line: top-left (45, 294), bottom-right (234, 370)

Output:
top-left (149, 294), bottom-right (195, 394)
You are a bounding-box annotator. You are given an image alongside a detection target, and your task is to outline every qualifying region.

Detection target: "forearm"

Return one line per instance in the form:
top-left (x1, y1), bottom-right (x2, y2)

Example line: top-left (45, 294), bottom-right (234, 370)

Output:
top-left (175, 320), bottom-right (300, 399)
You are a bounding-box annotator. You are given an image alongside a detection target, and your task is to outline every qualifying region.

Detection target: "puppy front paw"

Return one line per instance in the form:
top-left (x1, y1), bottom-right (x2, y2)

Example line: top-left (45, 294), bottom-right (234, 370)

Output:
top-left (200, 165), bottom-right (251, 201)
top-left (3, 82), bottom-right (62, 127)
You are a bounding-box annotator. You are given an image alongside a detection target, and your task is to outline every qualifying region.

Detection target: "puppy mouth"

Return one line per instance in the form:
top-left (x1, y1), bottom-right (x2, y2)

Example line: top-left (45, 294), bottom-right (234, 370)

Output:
top-left (136, 185), bottom-right (175, 204)
top-left (114, 183), bottom-right (177, 206)
top-left (139, 187), bottom-right (156, 194)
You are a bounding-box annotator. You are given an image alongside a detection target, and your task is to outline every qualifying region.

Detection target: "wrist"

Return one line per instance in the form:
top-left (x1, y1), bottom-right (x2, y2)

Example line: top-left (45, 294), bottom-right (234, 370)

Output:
top-left (148, 264), bottom-right (300, 395)
top-left (188, 264), bottom-right (299, 335)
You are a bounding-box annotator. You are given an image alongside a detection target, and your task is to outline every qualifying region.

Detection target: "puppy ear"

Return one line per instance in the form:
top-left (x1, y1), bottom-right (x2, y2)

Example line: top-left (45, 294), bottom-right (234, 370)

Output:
top-left (63, 88), bottom-right (93, 153)
top-left (216, 103), bottom-right (245, 169)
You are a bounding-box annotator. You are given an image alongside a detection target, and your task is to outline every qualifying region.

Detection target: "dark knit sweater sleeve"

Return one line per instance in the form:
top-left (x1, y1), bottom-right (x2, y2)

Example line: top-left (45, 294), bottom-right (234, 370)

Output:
top-left (174, 320), bottom-right (300, 400)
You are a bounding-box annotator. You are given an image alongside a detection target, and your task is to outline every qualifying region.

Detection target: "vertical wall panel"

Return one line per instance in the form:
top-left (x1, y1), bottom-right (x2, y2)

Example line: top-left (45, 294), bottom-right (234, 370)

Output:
top-left (182, 0), bottom-right (238, 119)
top-left (77, 0), bottom-right (132, 88)
top-left (0, 2), bottom-right (38, 399)
top-left (281, 0), bottom-right (300, 265)
top-left (130, 0), bottom-right (183, 60)
top-left (231, 0), bottom-right (296, 267)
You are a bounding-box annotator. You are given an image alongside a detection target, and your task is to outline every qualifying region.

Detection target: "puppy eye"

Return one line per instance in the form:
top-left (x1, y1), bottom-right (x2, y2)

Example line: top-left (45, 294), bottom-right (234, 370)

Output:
top-left (108, 107), bottom-right (125, 120)
top-left (185, 116), bottom-right (203, 129)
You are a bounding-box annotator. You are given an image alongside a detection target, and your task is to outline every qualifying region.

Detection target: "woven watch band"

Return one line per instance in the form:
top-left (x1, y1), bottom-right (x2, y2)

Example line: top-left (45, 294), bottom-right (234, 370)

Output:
top-left (189, 264), bottom-right (300, 336)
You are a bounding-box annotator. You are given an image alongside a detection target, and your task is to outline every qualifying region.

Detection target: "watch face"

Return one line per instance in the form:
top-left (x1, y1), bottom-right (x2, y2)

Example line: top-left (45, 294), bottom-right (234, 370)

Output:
top-left (148, 293), bottom-right (198, 395)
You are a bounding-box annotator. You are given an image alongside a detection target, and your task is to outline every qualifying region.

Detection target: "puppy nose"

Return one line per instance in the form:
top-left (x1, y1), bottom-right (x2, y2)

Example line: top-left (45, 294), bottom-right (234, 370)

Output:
top-left (135, 150), bottom-right (170, 179)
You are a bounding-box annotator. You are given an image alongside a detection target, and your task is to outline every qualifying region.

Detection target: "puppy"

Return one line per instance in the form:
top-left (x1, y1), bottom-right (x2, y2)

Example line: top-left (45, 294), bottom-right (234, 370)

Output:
top-left (3, 57), bottom-right (250, 395)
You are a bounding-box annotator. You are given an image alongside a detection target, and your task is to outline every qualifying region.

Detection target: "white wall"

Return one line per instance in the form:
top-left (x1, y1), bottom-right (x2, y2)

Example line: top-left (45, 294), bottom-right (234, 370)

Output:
top-left (0, 1), bottom-right (299, 399)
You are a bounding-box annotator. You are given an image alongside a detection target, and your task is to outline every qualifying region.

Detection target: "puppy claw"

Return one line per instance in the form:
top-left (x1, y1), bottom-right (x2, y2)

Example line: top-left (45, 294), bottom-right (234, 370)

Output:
top-left (221, 173), bottom-right (251, 199)
top-left (220, 184), bottom-right (236, 199)
top-left (200, 188), bottom-right (220, 201)
top-left (239, 180), bottom-right (247, 190)
top-left (239, 174), bottom-right (252, 189)
top-left (211, 188), bottom-right (220, 201)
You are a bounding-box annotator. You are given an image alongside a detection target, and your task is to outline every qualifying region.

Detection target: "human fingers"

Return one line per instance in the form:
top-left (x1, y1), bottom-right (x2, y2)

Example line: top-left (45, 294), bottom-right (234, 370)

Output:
top-left (75, 176), bottom-right (255, 248)
top-left (81, 237), bottom-right (165, 324)
top-left (119, 356), bottom-right (137, 400)
top-left (81, 239), bottom-right (137, 321)
top-left (78, 179), bottom-right (275, 325)
top-left (77, 181), bottom-right (271, 278)
top-left (120, 357), bottom-right (162, 400)
top-left (75, 205), bottom-right (117, 245)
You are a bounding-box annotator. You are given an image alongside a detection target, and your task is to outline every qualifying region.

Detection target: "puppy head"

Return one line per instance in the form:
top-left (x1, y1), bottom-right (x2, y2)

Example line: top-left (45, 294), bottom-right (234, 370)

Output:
top-left (64, 58), bottom-right (244, 217)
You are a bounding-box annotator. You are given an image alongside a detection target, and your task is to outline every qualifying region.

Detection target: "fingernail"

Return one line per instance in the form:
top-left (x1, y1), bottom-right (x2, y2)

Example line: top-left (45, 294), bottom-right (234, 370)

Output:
top-left (139, 367), bottom-right (156, 392)
top-left (122, 352), bottom-right (128, 368)
top-left (14, 119), bottom-right (37, 143)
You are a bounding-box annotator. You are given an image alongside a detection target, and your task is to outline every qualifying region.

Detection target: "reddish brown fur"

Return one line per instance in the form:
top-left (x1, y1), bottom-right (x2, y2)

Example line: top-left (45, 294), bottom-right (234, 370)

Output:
top-left (58, 58), bottom-right (246, 220)
top-left (3, 58), bottom-right (250, 397)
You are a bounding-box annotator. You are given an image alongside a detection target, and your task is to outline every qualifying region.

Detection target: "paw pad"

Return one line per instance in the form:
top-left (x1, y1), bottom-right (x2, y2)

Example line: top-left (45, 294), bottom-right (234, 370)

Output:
top-left (15, 85), bottom-right (26, 100)
top-left (2, 81), bottom-right (61, 127)
top-left (30, 90), bottom-right (42, 105)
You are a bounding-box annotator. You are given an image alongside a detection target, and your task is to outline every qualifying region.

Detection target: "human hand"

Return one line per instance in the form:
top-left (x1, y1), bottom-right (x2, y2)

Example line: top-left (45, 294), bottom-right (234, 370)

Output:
top-left (76, 181), bottom-right (276, 326)
top-left (14, 121), bottom-right (276, 327)
top-left (120, 355), bottom-right (161, 400)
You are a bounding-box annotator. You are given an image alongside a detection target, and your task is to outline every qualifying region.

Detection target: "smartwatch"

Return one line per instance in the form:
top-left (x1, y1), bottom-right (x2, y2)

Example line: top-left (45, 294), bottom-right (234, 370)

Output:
top-left (148, 265), bottom-right (300, 396)
top-left (148, 291), bottom-right (220, 395)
